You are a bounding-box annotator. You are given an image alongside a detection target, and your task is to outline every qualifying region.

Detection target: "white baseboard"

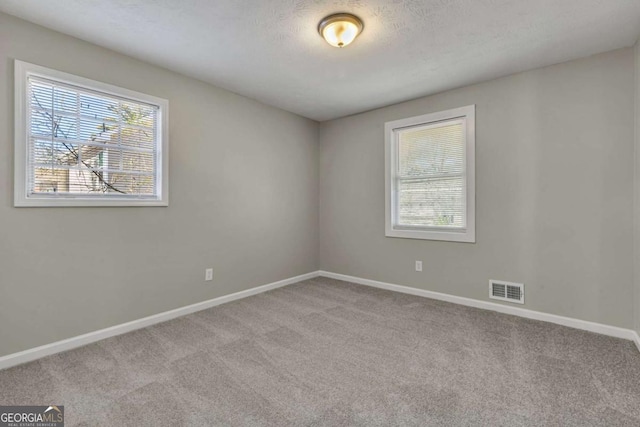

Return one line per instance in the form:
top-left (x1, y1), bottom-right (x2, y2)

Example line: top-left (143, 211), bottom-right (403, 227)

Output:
top-left (319, 271), bottom-right (639, 345)
top-left (2, 269), bottom-right (637, 370)
top-left (0, 271), bottom-right (321, 371)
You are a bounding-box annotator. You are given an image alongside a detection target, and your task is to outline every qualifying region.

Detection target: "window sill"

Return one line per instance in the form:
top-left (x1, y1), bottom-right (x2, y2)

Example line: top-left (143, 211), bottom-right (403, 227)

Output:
top-left (14, 196), bottom-right (168, 208)
top-left (385, 227), bottom-right (475, 243)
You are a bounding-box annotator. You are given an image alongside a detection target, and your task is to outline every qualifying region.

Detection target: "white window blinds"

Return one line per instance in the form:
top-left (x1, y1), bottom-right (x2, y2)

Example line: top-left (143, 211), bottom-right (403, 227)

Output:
top-left (396, 119), bottom-right (466, 229)
top-left (27, 76), bottom-right (159, 198)
top-left (385, 105), bottom-right (475, 242)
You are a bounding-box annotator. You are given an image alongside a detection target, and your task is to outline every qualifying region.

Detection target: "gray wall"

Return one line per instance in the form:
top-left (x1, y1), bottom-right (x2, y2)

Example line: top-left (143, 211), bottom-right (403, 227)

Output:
top-left (319, 48), bottom-right (635, 328)
top-left (635, 40), bottom-right (640, 336)
top-left (0, 13), bottom-right (319, 357)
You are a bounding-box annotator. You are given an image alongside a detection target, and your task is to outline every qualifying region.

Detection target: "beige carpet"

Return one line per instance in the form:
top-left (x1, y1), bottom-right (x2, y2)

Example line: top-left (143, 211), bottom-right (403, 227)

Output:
top-left (1, 277), bottom-right (639, 426)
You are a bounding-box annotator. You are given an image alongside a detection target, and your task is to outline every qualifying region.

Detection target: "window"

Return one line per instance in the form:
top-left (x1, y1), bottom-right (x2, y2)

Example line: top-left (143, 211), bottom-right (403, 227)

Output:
top-left (14, 60), bottom-right (168, 207)
top-left (385, 105), bottom-right (475, 242)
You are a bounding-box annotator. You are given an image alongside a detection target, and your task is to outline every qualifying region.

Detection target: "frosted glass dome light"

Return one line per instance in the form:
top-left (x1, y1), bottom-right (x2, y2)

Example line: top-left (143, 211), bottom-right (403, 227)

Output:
top-left (318, 13), bottom-right (364, 48)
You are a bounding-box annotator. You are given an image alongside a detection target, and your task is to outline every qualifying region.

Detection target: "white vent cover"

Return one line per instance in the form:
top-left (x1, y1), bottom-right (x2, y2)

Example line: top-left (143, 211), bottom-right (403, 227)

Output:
top-left (489, 280), bottom-right (524, 304)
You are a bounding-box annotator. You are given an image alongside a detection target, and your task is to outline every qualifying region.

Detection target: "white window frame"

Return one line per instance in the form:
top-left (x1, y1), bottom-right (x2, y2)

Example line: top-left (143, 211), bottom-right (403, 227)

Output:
top-left (14, 60), bottom-right (169, 207)
top-left (385, 105), bottom-right (475, 242)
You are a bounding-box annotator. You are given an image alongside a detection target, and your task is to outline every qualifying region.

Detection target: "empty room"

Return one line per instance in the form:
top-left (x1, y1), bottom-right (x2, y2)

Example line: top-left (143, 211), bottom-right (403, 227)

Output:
top-left (1, 0), bottom-right (640, 425)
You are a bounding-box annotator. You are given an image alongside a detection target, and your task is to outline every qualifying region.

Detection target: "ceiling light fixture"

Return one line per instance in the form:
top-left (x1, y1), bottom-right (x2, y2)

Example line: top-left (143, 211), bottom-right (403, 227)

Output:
top-left (318, 13), bottom-right (364, 48)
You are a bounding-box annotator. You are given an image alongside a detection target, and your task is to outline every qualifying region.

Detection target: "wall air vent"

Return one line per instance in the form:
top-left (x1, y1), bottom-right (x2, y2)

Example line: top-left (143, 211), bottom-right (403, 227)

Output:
top-left (489, 280), bottom-right (524, 304)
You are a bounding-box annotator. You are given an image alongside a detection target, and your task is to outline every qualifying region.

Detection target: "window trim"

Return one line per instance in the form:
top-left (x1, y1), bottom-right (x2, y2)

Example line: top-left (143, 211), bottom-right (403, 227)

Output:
top-left (14, 60), bottom-right (169, 207)
top-left (384, 105), bottom-right (475, 242)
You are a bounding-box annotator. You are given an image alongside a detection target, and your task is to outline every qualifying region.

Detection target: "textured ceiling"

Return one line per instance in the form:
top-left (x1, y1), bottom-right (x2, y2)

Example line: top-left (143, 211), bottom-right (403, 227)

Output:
top-left (1, 0), bottom-right (640, 121)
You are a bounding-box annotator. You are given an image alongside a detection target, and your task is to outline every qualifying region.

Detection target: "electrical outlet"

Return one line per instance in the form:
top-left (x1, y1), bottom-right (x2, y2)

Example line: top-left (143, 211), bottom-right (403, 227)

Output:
top-left (205, 268), bottom-right (213, 281)
top-left (415, 261), bottom-right (422, 272)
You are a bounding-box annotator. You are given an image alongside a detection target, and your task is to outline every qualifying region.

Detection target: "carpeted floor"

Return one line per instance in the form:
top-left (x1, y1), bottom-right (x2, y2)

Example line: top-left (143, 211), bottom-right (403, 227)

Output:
top-left (1, 277), bottom-right (640, 426)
